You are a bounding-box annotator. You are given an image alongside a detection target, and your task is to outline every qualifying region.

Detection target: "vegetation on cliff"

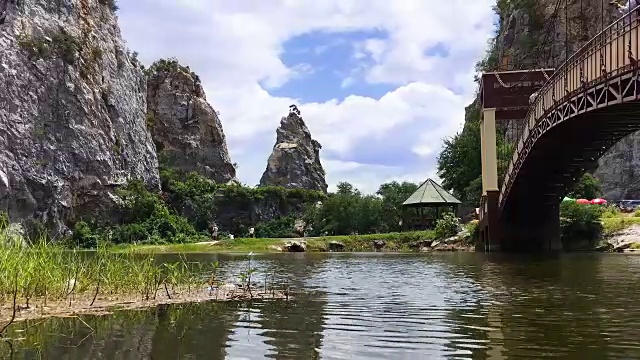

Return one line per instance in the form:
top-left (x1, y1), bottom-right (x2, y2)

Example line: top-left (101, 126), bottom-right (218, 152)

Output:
top-left (63, 168), bottom-right (443, 249)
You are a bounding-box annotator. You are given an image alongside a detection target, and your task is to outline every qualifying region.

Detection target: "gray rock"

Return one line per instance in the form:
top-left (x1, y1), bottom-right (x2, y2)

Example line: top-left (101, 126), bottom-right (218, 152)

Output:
top-left (293, 218), bottom-right (305, 236)
top-left (259, 110), bottom-right (327, 193)
top-left (608, 224), bottom-right (640, 252)
top-left (410, 239), bottom-right (433, 249)
top-left (372, 239), bottom-right (386, 250)
top-left (328, 241), bottom-right (345, 252)
top-left (594, 242), bottom-right (613, 252)
top-left (1, 223), bottom-right (26, 247)
top-left (444, 236), bottom-right (459, 244)
top-left (595, 134), bottom-right (640, 201)
top-left (0, 0), bottom-right (159, 236)
top-left (147, 59), bottom-right (236, 183)
top-left (283, 240), bottom-right (306, 252)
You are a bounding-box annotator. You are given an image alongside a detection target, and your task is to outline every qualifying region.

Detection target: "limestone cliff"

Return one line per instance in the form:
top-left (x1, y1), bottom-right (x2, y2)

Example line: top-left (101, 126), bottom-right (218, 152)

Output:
top-left (0, 0), bottom-right (159, 235)
top-left (490, 0), bottom-right (638, 200)
top-left (260, 107), bottom-right (328, 193)
top-left (146, 59), bottom-right (236, 183)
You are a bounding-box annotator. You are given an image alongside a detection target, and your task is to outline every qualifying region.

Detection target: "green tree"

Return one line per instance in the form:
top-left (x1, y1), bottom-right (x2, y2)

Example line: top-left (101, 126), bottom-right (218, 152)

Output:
top-left (376, 181), bottom-right (419, 232)
top-left (560, 201), bottom-right (604, 244)
top-left (568, 173), bottom-right (603, 200)
top-left (436, 102), bottom-right (515, 206)
top-left (318, 182), bottom-right (361, 235)
top-left (436, 103), bottom-right (483, 204)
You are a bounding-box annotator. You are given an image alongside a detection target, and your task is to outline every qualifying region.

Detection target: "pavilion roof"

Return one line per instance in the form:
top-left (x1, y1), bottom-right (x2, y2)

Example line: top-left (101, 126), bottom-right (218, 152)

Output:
top-left (402, 178), bottom-right (461, 207)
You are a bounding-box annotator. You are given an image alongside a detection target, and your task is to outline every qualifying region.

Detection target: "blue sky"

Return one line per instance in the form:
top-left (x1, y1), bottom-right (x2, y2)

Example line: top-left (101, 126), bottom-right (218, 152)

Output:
top-left (268, 30), bottom-right (394, 103)
top-left (117, 0), bottom-right (496, 193)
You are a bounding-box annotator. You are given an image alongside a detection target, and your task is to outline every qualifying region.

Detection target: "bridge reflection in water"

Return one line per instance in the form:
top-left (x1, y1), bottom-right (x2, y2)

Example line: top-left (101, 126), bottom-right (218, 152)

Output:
top-left (478, 6), bottom-right (640, 252)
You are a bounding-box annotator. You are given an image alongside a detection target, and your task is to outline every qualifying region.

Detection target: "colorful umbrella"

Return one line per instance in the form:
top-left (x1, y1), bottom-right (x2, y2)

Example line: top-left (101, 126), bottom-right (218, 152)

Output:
top-left (591, 198), bottom-right (607, 205)
top-left (562, 197), bottom-right (575, 202)
top-left (576, 199), bottom-right (590, 204)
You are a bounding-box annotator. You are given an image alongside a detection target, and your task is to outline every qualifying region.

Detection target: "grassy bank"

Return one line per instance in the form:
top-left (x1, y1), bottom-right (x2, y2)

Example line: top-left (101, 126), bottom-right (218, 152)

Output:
top-left (602, 215), bottom-right (640, 235)
top-left (0, 242), bottom-right (288, 333)
top-left (112, 230), bottom-right (446, 253)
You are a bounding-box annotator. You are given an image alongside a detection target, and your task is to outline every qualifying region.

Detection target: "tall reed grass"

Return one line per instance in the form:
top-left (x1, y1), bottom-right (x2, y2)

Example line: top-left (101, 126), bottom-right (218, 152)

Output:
top-left (0, 238), bottom-right (288, 336)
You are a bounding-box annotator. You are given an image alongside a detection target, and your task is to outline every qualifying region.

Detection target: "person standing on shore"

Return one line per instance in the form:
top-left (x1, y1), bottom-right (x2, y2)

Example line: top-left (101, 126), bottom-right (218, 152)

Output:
top-left (211, 223), bottom-right (219, 241)
top-left (248, 227), bottom-right (255, 238)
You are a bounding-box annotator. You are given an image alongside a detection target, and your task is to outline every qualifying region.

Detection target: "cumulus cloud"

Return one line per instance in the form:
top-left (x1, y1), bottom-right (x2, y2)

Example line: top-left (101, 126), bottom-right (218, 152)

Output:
top-left (117, 0), bottom-right (495, 193)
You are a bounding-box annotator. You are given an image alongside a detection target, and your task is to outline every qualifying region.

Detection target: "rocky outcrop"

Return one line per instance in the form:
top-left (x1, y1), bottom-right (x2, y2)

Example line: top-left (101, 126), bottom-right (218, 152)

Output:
top-left (603, 224), bottom-right (640, 252)
top-left (494, 0), bottom-right (639, 200)
top-left (0, 0), bottom-right (159, 235)
top-left (260, 107), bottom-right (327, 193)
top-left (147, 59), bottom-right (236, 183)
top-left (595, 136), bottom-right (640, 200)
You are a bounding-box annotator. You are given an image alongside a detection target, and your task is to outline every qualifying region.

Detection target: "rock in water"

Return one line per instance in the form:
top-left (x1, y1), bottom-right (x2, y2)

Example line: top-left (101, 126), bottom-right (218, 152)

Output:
top-left (260, 111), bottom-right (327, 193)
top-left (0, 0), bottom-right (159, 235)
top-left (147, 59), bottom-right (236, 183)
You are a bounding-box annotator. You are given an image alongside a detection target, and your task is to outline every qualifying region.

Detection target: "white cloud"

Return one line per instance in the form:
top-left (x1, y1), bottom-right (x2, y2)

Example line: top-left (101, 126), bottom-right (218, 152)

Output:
top-left (117, 0), bottom-right (495, 193)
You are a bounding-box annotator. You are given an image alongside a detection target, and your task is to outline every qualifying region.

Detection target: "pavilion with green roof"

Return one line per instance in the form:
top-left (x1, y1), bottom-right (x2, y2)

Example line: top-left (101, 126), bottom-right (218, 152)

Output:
top-left (401, 178), bottom-right (461, 230)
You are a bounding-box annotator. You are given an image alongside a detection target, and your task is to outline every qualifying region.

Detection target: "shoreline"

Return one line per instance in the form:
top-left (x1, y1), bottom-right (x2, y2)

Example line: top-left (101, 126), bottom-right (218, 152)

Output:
top-left (1, 284), bottom-right (290, 327)
top-left (108, 216), bottom-right (640, 254)
top-left (110, 230), bottom-right (476, 254)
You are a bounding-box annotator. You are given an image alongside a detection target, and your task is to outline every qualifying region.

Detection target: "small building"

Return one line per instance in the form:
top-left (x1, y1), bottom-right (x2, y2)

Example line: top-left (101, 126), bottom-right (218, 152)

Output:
top-left (401, 179), bottom-right (461, 230)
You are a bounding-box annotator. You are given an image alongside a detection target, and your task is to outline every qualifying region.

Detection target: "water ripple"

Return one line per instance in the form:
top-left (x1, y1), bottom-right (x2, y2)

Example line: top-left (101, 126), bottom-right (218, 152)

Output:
top-left (6, 253), bottom-right (640, 359)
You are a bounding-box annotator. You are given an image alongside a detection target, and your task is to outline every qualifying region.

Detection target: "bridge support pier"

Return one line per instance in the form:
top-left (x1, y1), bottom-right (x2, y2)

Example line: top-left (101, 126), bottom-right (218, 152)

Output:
top-left (502, 203), bottom-right (562, 252)
top-left (477, 190), bottom-right (502, 252)
top-left (477, 108), bottom-right (503, 252)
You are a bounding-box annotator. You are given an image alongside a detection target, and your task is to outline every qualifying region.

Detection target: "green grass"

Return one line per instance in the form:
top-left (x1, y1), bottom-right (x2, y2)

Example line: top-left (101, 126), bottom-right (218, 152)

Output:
top-left (602, 216), bottom-right (640, 236)
top-left (0, 242), bottom-right (205, 309)
top-left (113, 230), bottom-right (438, 254)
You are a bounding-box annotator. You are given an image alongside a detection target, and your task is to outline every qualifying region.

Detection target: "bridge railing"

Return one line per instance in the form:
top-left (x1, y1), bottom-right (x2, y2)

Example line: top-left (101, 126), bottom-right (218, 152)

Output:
top-left (499, 6), bottom-right (640, 206)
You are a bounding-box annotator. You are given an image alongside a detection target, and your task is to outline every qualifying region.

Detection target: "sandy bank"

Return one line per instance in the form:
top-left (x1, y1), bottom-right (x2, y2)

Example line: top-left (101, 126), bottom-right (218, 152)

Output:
top-left (0, 283), bottom-right (291, 325)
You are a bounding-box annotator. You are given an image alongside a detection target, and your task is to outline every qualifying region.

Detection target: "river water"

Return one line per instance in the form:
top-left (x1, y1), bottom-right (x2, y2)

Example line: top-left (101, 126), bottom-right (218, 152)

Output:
top-left (5, 252), bottom-right (640, 359)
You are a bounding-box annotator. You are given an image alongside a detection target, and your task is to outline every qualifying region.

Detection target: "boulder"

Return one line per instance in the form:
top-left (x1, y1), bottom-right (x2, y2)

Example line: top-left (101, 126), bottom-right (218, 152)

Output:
top-left (328, 241), bottom-right (345, 252)
top-left (293, 219), bottom-right (306, 237)
top-left (372, 240), bottom-right (386, 251)
top-left (409, 239), bottom-right (433, 250)
top-left (283, 240), bottom-right (306, 252)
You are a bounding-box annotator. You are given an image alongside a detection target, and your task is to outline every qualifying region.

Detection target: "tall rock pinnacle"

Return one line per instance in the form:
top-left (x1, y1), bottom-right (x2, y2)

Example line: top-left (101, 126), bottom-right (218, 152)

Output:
top-left (259, 106), bottom-right (328, 193)
top-left (146, 59), bottom-right (236, 183)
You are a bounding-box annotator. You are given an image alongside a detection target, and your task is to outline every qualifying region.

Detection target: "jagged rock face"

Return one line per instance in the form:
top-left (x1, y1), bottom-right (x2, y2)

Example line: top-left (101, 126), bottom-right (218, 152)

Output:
top-left (147, 62), bottom-right (236, 183)
top-left (496, 0), bottom-right (640, 200)
top-left (260, 112), bottom-right (327, 193)
top-left (0, 0), bottom-right (159, 236)
top-left (595, 136), bottom-right (640, 200)
top-left (498, 0), bottom-right (617, 69)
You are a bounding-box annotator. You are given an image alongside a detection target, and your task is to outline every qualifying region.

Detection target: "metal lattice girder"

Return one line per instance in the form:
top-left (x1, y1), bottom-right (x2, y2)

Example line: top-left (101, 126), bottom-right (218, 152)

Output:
top-left (499, 9), bottom-right (640, 209)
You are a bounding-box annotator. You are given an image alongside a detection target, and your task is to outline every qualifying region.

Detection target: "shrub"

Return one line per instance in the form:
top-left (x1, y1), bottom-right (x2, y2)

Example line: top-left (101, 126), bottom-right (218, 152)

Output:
top-left (254, 216), bottom-right (297, 238)
top-left (145, 58), bottom-right (201, 84)
top-left (434, 212), bottom-right (460, 239)
top-left (602, 205), bottom-right (620, 218)
top-left (98, 0), bottom-right (119, 11)
top-left (19, 31), bottom-right (80, 64)
top-left (560, 201), bottom-right (603, 242)
top-left (70, 221), bottom-right (100, 249)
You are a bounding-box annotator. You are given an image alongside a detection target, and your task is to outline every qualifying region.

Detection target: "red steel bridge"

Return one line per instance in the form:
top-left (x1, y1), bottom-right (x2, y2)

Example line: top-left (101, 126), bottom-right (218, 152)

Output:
top-left (478, 7), bottom-right (640, 252)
